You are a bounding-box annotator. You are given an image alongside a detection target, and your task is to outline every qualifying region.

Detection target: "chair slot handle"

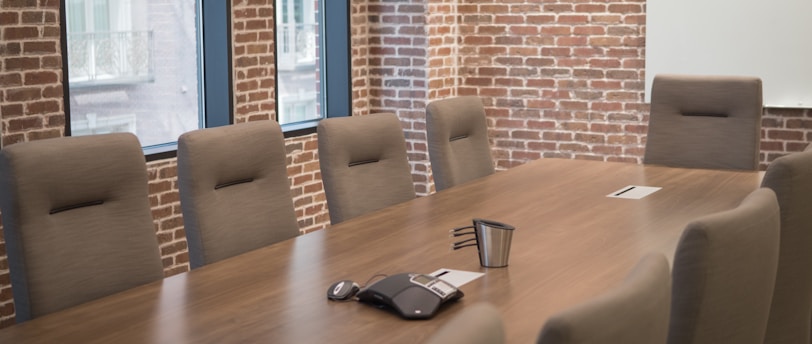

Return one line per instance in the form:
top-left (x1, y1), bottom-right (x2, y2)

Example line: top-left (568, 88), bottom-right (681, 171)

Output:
top-left (215, 178), bottom-right (254, 190)
top-left (50, 200), bottom-right (104, 215)
top-left (348, 159), bottom-right (379, 167)
top-left (682, 112), bottom-right (728, 118)
top-left (450, 134), bottom-right (468, 142)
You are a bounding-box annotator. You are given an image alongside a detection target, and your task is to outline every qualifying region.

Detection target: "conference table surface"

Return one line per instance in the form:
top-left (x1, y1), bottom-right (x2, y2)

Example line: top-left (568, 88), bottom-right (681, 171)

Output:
top-left (0, 158), bottom-right (765, 343)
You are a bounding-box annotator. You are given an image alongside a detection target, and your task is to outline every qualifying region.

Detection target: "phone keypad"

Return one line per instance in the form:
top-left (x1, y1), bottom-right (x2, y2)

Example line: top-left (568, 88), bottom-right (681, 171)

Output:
top-left (431, 286), bottom-right (446, 297)
top-left (410, 274), bottom-right (457, 300)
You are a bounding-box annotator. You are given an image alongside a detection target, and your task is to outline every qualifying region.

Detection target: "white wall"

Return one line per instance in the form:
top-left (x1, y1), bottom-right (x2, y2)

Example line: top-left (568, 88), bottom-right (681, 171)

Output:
top-left (646, 0), bottom-right (812, 108)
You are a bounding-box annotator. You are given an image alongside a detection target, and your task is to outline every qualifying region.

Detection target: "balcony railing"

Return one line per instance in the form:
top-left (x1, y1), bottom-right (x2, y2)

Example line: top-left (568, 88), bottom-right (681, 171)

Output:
top-left (277, 23), bottom-right (317, 71)
top-left (68, 30), bottom-right (155, 87)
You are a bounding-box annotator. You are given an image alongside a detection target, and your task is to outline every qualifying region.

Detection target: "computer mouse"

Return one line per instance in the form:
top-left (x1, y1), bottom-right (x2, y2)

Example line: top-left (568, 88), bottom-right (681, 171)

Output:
top-left (326, 280), bottom-right (360, 301)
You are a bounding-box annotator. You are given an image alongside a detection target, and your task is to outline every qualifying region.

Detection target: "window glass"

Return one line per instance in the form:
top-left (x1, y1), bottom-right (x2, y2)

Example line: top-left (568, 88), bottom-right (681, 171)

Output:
top-left (65, 0), bottom-right (204, 149)
top-left (275, 0), bottom-right (322, 126)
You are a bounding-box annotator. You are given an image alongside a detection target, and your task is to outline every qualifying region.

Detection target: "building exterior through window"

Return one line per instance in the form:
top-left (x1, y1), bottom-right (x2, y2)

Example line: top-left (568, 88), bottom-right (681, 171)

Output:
top-left (276, 0), bottom-right (321, 126)
top-left (65, 0), bottom-right (201, 148)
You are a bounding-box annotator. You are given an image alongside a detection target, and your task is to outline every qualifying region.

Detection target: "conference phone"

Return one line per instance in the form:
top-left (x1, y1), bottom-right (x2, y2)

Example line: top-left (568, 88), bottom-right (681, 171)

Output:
top-left (327, 273), bottom-right (463, 319)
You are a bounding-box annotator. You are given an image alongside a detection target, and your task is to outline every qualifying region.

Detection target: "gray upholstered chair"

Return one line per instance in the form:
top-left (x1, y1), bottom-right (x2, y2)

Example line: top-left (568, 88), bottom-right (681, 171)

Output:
top-left (426, 96), bottom-right (495, 191)
top-left (177, 121), bottom-right (299, 269)
top-left (0, 133), bottom-right (164, 322)
top-left (425, 303), bottom-right (505, 344)
top-left (317, 113), bottom-right (415, 224)
top-left (760, 147), bottom-right (812, 344)
top-left (668, 188), bottom-right (780, 344)
top-left (644, 74), bottom-right (763, 170)
top-left (537, 253), bottom-right (671, 344)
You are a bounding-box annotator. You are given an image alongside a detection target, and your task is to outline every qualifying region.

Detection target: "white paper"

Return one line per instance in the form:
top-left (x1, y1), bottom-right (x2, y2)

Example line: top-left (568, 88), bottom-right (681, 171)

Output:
top-left (429, 268), bottom-right (485, 288)
top-left (606, 185), bottom-right (662, 199)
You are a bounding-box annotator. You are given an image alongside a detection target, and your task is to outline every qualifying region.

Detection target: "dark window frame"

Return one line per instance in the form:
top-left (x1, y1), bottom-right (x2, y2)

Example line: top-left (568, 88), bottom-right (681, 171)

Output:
top-left (60, 0), bottom-right (234, 162)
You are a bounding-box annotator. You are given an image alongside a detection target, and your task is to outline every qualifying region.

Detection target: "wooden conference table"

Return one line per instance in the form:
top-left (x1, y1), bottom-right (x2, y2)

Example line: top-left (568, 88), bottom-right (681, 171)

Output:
top-left (0, 158), bottom-right (764, 343)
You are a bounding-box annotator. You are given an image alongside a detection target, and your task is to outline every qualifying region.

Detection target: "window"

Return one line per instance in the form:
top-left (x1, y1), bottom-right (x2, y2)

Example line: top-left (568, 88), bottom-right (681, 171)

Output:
top-left (275, 0), bottom-right (350, 132)
top-left (62, 0), bottom-right (232, 157)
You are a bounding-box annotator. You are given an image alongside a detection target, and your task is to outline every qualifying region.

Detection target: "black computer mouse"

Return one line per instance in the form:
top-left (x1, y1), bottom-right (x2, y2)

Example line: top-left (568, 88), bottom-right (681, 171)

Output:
top-left (326, 280), bottom-right (360, 301)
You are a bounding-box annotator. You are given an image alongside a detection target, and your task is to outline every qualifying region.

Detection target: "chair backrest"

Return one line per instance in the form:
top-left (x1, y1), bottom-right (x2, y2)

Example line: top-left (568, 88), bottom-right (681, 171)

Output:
top-left (425, 303), bottom-right (505, 344)
top-left (0, 133), bottom-right (164, 322)
top-left (177, 121), bottom-right (300, 269)
top-left (537, 253), bottom-right (671, 344)
top-left (426, 96), bottom-right (495, 191)
top-left (760, 148), bottom-right (812, 344)
top-left (317, 113), bottom-right (415, 224)
top-left (644, 74), bottom-right (763, 170)
top-left (668, 188), bottom-right (780, 344)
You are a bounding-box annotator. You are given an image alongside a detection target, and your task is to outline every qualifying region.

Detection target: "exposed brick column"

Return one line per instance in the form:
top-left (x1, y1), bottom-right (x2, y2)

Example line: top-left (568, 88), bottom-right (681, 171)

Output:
top-left (1, 0), bottom-right (64, 146)
top-left (0, 210), bottom-right (9, 328)
top-left (146, 159), bottom-right (188, 276)
top-left (232, 0), bottom-right (275, 123)
top-left (427, 0), bottom-right (459, 101)
top-left (285, 134), bottom-right (329, 232)
top-left (351, 1), bottom-right (371, 117)
top-left (366, 1), bottom-right (432, 195)
top-left (426, 0), bottom-right (461, 192)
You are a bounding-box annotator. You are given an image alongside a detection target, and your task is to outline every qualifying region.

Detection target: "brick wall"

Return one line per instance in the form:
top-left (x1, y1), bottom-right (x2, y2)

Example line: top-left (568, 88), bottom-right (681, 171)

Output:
top-left (350, 1), bottom-right (371, 116)
top-left (1, 0), bottom-right (811, 329)
top-left (285, 133), bottom-right (329, 231)
top-left (455, 1), bottom-right (650, 169)
top-left (425, 0), bottom-right (460, 192)
top-left (366, 1), bottom-right (434, 195)
top-left (0, 0), bottom-right (63, 147)
top-left (146, 159), bottom-right (188, 277)
top-left (761, 108), bottom-right (812, 168)
top-left (233, 0), bottom-right (275, 124)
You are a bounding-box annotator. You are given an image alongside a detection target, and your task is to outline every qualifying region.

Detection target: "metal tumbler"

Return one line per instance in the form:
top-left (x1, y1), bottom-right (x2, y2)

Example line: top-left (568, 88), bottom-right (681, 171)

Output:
top-left (473, 218), bottom-right (515, 268)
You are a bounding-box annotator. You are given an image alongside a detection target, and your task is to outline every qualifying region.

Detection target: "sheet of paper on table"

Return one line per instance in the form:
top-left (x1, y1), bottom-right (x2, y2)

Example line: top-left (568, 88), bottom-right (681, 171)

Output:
top-left (606, 185), bottom-right (662, 199)
top-left (429, 268), bottom-right (485, 288)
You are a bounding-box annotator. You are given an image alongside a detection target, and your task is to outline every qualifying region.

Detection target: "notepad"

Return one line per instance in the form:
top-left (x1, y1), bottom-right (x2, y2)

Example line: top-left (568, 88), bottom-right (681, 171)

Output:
top-left (607, 185), bottom-right (662, 199)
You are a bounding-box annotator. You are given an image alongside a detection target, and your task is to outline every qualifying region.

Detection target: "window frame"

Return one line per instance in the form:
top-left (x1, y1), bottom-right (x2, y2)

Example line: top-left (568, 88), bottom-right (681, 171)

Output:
top-left (276, 0), bottom-right (351, 137)
top-left (60, 0), bottom-right (234, 161)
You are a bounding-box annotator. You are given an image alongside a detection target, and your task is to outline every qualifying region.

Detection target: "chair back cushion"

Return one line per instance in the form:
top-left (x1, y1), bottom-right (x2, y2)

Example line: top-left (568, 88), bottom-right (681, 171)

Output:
top-left (178, 121), bottom-right (300, 268)
top-left (0, 133), bottom-right (164, 321)
top-left (537, 253), bottom-right (671, 344)
top-left (644, 74), bottom-right (762, 170)
top-left (426, 96), bottom-right (495, 191)
top-left (317, 113), bottom-right (415, 224)
top-left (760, 149), bottom-right (812, 344)
top-left (668, 188), bottom-right (780, 344)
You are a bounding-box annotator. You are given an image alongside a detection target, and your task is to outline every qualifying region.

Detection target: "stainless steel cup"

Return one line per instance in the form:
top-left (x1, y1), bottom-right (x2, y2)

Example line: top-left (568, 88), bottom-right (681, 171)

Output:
top-left (473, 219), bottom-right (515, 268)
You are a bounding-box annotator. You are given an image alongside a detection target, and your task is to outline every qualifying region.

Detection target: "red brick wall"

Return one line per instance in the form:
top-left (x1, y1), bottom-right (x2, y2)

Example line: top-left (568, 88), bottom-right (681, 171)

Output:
top-left (454, 2), bottom-right (649, 169)
top-left (146, 159), bottom-right (188, 277)
top-left (233, 0), bottom-right (275, 124)
top-left (366, 1), bottom-right (434, 194)
top-left (426, 0), bottom-right (460, 191)
top-left (285, 133), bottom-right (330, 231)
top-left (0, 0), bottom-right (63, 147)
top-left (1, 0), bottom-right (811, 329)
top-left (350, 2), bottom-right (371, 117)
top-left (761, 108), bottom-right (812, 168)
